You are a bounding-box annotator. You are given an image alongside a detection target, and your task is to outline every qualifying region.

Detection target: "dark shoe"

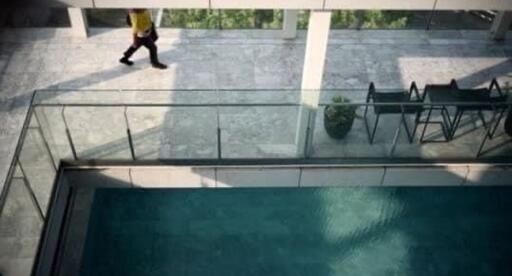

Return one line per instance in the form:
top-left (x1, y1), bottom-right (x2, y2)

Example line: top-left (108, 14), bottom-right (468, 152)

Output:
top-left (152, 62), bottom-right (167, 70)
top-left (119, 57), bottom-right (134, 66)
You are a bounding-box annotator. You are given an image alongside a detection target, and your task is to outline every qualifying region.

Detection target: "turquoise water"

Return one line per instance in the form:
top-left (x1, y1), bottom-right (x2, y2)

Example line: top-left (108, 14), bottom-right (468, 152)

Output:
top-left (80, 187), bottom-right (512, 276)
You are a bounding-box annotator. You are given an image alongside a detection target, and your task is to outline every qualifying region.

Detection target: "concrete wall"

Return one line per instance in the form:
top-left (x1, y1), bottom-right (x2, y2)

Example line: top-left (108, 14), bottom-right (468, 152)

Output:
top-left (65, 164), bottom-right (512, 188)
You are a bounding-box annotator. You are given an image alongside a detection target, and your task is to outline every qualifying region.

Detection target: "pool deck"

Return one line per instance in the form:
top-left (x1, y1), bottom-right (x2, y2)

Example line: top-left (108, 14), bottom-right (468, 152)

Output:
top-left (1, 28), bottom-right (512, 189)
top-left (1, 28), bottom-right (512, 276)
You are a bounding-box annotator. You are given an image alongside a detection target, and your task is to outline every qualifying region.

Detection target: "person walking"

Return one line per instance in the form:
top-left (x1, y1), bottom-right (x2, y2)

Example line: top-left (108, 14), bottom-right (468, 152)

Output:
top-left (119, 9), bottom-right (167, 69)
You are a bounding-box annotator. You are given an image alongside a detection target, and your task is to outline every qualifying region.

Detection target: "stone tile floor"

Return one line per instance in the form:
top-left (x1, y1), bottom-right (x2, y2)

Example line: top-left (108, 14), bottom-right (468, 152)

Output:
top-left (1, 28), bottom-right (512, 188)
top-left (0, 28), bottom-right (512, 276)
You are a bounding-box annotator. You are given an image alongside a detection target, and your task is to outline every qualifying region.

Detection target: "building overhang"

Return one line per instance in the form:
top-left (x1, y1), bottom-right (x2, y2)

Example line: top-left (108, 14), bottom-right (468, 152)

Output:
top-left (41, 0), bottom-right (512, 11)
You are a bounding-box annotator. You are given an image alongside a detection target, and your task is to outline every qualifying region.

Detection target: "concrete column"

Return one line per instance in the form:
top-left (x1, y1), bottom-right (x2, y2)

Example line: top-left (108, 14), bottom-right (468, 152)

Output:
top-left (68, 8), bottom-right (88, 38)
top-left (295, 10), bottom-right (331, 157)
top-left (282, 10), bottom-right (299, 39)
top-left (490, 11), bottom-right (512, 41)
top-left (154, 9), bottom-right (164, 27)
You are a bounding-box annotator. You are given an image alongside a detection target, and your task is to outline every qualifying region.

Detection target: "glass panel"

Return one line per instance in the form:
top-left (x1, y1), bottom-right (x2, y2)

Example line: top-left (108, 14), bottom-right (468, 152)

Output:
top-left (86, 9), bottom-right (129, 28)
top-left (220, 10), bottom-right (282, 29)
top-left (64, 107), bottom-right (131, 159)
top-left (18, 126), bottom-right (56, 215)
top-left (428, 11), bottom-right (493, 30)
top-left (0, 177), bottom-right (44, 276)
top-left (331, 10), bottom-right (430, 29)
top-left (34, 106), bottom-right (74, 162)
top-left (162, 9), bottom-right (221, 29)
top-left (312, 90), bottom-right (512, 160)
top-left (29, 90), bottom-right (512, 161)
top-left (299, 10), bottom-right (431, 30)
top-left (128, 106), bottom-right (218, 159)
top-left (219, 105), bottom-right (299, 158)
top-left (311, 101), bottom-right (393, 158)
top-left (0, 4), bottom-right (70, 27)
top-left (297, 10), bottom-right (310, 29)
top-left (0, 108), bottom-right (56, 275)
top-left (161, 9), bottom-right (283, 29)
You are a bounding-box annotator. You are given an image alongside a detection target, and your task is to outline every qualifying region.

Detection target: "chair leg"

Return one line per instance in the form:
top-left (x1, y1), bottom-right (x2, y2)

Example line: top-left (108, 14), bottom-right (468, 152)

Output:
top-left (489, 108), bottom-right (506, 139)
top-left (478, 110), bottom-right (488, 130)
top-left (477, 128), bottom-right (490, 158)
top-left (441, 106), bottom-right (453, 130)
top-left (369, 113), bottom-right (380, 144)
top-left (389, 115), bottom-right (403, 156)
top-left (401, 113), bottom-right (414, 143)
top-left (478, 108), bottom-right (509, 157)
top-left (363, 106), bottom-right (372, 143)
top-left (441, 107), bottom-right (454, 140)
top-left (411, 110), bottom-right (422, 140)
top-left (451, 110), bottom-right (464, 140)
top-left (420, 107), bottom-right (433, 143)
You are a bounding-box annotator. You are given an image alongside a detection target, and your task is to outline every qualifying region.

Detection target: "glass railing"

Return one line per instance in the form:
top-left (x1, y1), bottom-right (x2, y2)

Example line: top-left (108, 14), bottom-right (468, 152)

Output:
top-left (0, 88), bottom-right (511, 275)
top-left (30, 89), bottom-right (512, 161)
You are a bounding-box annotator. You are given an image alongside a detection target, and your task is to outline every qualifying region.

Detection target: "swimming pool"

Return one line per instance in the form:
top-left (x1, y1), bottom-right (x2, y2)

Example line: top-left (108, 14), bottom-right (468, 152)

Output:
top-left (80, 187), bottom-right (512, 276)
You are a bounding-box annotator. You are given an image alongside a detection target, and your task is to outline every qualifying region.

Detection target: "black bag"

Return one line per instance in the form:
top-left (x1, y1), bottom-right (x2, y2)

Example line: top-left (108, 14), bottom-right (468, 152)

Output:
top-left (150, 23), bottom-right (159, 42)
top-left (505, 110), bottom-right (512, 136)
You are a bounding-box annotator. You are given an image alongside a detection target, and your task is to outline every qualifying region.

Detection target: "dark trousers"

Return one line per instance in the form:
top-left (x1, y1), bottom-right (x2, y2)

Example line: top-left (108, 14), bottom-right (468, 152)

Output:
top-left (123, 36), bottom-right (159, 65)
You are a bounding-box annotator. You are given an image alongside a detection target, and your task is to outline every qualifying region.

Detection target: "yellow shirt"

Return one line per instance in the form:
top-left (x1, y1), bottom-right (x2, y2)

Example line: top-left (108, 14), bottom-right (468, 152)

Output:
top-left (129, 10), bottom-right (152, 37)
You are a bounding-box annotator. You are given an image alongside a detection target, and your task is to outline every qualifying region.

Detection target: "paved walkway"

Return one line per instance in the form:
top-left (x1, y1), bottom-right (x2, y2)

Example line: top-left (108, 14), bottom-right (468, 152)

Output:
top-left (0, 27), bottom-right (512, 276)
top-left (1, 28), bottom-right (512, 190)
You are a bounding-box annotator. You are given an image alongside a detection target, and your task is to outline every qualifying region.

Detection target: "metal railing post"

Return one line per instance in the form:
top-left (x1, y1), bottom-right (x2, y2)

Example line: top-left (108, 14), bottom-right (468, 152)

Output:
top-left (18, 160), bottom-right (45, 221)
top-left (0, 92), bottom-right (37, 216)
top-left (303, 109), bottom-right (312, 158)
top-left (61, 106), bottom-right (78, 160)
top-left (216, 91), bottom-right (222, 159)
top-left (389, 104), bottom-right (404, 156)
top-left (426, 0), bottom-right (438, 30)
top-left (33, 107), bottom-right (58, 171)
top-left (124, 106), bottom-right (136, 160)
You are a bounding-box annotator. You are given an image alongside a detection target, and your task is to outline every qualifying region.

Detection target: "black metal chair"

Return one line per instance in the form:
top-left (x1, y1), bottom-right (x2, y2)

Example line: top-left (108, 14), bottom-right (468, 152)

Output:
top-left (450, 78), bottom-right (508, 140)
top-left (363, 82), bottom-right (424, 145)
top-left (477, 104), bottom-right (511, 157)
top-left (420, 79), bottom-right (461, 142)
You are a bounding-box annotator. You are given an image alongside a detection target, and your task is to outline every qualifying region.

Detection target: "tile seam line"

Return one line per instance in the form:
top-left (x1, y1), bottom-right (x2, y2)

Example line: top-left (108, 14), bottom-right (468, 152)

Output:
top-left (461, 165), bottom-right (470, 186)
top-left (214, 167), bottom-right (218, 188)
top-left (297, 168), bottom-right (303, 187)
top-left (379, 167), bottom-right (387, 186)
top-left (128, 168), bottom-right (134, 187)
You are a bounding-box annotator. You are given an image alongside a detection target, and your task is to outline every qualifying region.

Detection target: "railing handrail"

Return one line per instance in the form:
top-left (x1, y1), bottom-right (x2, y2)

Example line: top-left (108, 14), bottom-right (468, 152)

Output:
top-left (32, 102), bottom-right (512, 108)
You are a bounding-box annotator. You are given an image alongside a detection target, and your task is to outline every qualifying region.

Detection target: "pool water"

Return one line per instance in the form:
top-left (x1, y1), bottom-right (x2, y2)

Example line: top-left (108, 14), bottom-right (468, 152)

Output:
top-left (80, 187), bottom-right (512, 276)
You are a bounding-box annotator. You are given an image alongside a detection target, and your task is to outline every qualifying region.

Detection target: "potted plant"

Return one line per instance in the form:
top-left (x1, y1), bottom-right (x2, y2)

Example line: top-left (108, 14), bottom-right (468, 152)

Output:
top-left (324, 96), bottom-right (356, 139)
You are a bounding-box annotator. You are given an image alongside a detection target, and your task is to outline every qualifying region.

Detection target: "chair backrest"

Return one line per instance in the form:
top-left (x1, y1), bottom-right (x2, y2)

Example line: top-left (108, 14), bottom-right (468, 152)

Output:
top-left (367, 82), bottom-right (376, 102)
top-left (423, 79), bottom-right (459, 100)
top-left (489, 78), bottom-right (505, 98)
top-left (424, 79), bottom-right (458, 90)
top-left (454, 78), bottom-right (506, 102)
top-left (367, 82), bottom-right (423, 102)
top-left (449, 79), bottom-right (459, 90)
top-left (409, 81), bottom-right (421, 101)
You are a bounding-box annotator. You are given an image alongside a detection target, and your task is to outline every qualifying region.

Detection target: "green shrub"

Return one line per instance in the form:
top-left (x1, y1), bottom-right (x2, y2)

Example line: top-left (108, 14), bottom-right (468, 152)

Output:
top-left (325, 96), bottom-right (356, 123)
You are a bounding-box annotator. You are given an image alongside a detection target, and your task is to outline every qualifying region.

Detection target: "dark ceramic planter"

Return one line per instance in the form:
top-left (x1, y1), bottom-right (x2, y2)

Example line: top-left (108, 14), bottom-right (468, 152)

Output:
top-left (323, 107), bottom-right (355, 139)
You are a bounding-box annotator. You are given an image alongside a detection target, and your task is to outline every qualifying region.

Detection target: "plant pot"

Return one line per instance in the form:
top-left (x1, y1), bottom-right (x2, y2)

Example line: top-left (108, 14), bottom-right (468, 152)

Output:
top-left (323, 106), bottom-right (355, 139)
